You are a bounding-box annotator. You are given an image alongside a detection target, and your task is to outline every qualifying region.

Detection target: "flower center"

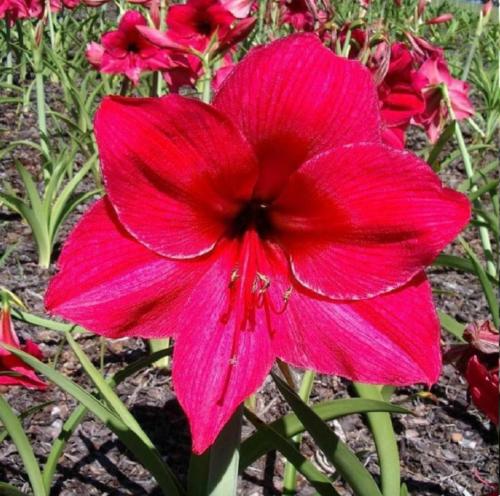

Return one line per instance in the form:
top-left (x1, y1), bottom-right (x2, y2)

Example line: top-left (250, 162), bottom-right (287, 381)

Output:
top-left (127, 42), bottom-right (140, 53)
top-left (196, 19), bottom-right (214, 36)
top-left (216, 228), bottom-right (291, 405)
top-left (229, 200), bottom-right (273, 239)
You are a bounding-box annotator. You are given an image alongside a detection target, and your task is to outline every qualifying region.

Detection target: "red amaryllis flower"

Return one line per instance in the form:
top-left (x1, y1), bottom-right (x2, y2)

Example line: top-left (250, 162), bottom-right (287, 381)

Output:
top-left (280, 0), bottom-right (315, 31)
top-left (167, 0), bottom-right (236, 50)
top-left (220, 0), bottom-right (254, 17)
top-left (414, 54), bottom-right (474, 142)
top-left (0, 0), bottom-right (29, 24)
top-left (0, 308), bottom-right (47, 390)
top-left (46, 35), bottom-right (470, 453)
top-left (445, 320), bottom-right (499, 425)
top-left (374, 42), bottom-right (426, 148)
top-left (466, 356), bottom-right (499, 425)
top-left (86, 11), bottom-right (173, 85)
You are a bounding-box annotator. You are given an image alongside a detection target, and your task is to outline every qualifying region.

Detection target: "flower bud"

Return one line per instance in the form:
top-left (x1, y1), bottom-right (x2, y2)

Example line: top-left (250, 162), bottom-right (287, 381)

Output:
top-left (426, 13), bottom-right (453, 25)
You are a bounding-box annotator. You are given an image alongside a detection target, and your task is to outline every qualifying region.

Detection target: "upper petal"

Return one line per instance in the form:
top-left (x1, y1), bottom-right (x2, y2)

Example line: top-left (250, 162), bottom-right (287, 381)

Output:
top-left (94, 95), bottom-right (258, 259)
top-left (213, 34), bottom-right (382, 200)
top-left (271, 143), bottom-right (471, 299)
top-left (45, 198), bottom-right (218, 338)
top-left (273, 273), bottom-right (441, 385)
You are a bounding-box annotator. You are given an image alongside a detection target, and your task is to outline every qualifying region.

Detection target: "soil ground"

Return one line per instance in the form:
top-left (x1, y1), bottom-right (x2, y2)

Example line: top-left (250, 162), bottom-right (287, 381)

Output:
top-left (0, 85), bottom-right (498, 496)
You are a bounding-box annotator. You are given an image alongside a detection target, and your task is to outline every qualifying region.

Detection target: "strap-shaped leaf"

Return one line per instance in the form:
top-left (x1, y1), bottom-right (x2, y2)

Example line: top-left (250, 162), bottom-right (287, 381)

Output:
top-left (42, 347), bottom-right (173, 491)
top-left (0, 342), bottom-right (184, 496)
top-left (240, 398), bottom-right (409, 468)
top-left (273, 373), bottom-right (383, 496)
top-left (244, 409), bottom-right (340, 496)
top-left (0, 395), bottom-right (47, 496)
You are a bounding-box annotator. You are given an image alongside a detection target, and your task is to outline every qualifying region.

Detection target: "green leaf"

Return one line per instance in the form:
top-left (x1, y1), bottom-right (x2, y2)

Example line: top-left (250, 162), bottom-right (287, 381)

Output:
top-left (434, 254), bottom-right (498, 284)
top-left (0, 395), bottom-right (47, 496)
top-left (0, 401), bottom-right (53, 445)
top-left (42, 347), bottom-right (173, 491)
top-left (0, 343), bottom-right (184, 496)
top-left (468, 179), bottom-right (499, 202)
top-left (0, 243), bottom-right (18, 268)
top-left (49, 156), bottom-right (97, 238)
top-left (427, 121), bottom-right (456, 170)
top-left (14, 160), bottom-right (43, 215)
top-left (244, 409), bottom-right (340, 496)
top-left (438, 311), bottom-right (466, 341)
top-left (0, 482), bottom-right (28, 496)
top-left (11, 308), bottom-right (88, 334)
top-left (460, 239), bottom-right (499, 327)
top-left (240, 398), bottom-right (410, 469)
top-left (273, 374), bottom-right (383, 496)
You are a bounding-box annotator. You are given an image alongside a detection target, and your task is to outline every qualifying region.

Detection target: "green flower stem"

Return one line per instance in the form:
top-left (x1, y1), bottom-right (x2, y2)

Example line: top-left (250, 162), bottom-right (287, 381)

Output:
top-left (256, 0), bottom-right (267, 42)
top-left (462, 10), bottom-right (486, 81)
top-left (32, 28), bottom-right (50, 171)
top-left (45, 0), bottom-right (56, 49)
top-left (283, 370), bottom-right (315, 495)
top-left (15, 21), bottom-right (27, 81)
top-left (120, 77), bottom-right (130, 96)
top-left (189, 405), bottom-right (243, 496)
top-left (200, 56), bottom-right (213, 104)
top-left (442, 84), bottom-right (497, 278)
top-left (353, 383), bottom-right (400, 496)
top-left (5, 23), bottom-right (13, 86)
top-left (148, 338), bottom-right (171, 369)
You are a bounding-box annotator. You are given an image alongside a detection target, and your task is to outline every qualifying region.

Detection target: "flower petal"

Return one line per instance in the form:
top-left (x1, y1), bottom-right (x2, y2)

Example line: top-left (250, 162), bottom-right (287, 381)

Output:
top-left (94, 95), bottom-right (258, 259)
top-left (274, 273), bottom-right (441, 385)
top-left (271, 144), bottom-right (470, 299)
top-left (172, 239), bottom-right (275, 454)
top-left (213, 34), bottom-right (381, 200)
top-left (45, 198), bottom-right (217, 338)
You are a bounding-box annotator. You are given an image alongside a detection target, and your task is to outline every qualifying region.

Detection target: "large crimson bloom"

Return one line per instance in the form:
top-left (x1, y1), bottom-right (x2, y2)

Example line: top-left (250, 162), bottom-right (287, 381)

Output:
top-left (46, 35), bottom-right (470, 453)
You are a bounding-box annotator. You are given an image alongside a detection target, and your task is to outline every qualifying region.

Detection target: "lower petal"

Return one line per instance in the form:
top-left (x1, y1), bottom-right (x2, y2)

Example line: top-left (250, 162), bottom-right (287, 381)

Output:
top-left (172, 239), bottom-right (275, 453)
top-left (273, 273), bottom-right (441, 386)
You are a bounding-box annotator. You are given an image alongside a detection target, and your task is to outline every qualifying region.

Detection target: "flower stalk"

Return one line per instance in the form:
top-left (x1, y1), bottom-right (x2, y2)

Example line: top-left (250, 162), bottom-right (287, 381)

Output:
top-left (283, 370), bottom-right (315, 494)
top-left (442, 84), bottom-right (497, 278)
top-left (32, 25), bottom-right (50, 172)
top-left (353, 383), bottom-right (400, 496)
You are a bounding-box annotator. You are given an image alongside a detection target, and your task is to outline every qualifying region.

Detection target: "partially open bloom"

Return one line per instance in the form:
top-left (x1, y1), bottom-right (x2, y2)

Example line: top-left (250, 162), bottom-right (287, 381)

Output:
top-left (445, 320), bottom-right (499, 425)
top-left (425, 13), bottom-right (453, 25)
top-left (466, 356), bottom-right (499, 425)
top-left (86, 11), bottom-right (173, 85)
top-left (220, 0), bottom-right (254, 18)
top-left (0, 307), bottom-right (47, 390)
top-left (373, 42), bottom-right (426, 148)
top-left (415, 54), bottom-right (474, 142)
top-left (46, 35), bottom-right (470, 453)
